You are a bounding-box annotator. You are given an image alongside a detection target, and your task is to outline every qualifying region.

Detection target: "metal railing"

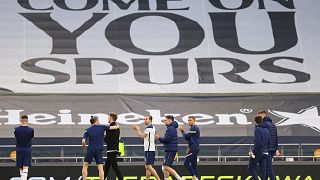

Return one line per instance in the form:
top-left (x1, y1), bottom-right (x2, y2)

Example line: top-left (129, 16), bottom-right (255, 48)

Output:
top-left (0, 143), bottom-right (319, 163)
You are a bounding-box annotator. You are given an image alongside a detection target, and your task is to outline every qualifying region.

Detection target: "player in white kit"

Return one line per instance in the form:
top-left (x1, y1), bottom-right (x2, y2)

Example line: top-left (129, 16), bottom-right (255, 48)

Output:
top-left (133, 115), bottom-right (161, 180)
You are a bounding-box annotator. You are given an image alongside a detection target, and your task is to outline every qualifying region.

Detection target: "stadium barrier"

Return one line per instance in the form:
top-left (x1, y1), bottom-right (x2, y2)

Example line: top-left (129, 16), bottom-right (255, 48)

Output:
top-left (1, 143), bottom-right (320, 163)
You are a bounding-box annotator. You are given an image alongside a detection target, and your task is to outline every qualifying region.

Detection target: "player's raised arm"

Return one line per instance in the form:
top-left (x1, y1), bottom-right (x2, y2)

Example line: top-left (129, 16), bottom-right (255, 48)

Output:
top-left (109, 124), bottom-right (120, 130)
top-left (132, 124), bottom-right (148, 139)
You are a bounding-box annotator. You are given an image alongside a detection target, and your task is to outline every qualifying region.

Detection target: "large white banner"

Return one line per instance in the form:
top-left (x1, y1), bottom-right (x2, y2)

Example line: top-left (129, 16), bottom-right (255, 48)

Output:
top-left (0, 0), bottom-right (320, 93)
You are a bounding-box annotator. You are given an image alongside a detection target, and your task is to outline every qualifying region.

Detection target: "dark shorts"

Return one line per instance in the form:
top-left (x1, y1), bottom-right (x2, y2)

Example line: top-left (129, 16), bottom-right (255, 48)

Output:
top-left (145, 151), bottom-right (155, 165)
top-left (186, 148), bottom-right (199, 159)
top-left (163, 151), bottom-right (176, 167)
top-left (84, 148), bottom-right (104, 164)
top-left (16, 149), bottom-right (32, 168)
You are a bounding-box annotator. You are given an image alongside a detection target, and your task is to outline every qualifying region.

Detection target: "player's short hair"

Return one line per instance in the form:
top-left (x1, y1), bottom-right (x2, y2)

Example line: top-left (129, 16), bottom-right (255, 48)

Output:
top-left (255, 116), bottom-right (263, 124)
top-left (90, 116), bottom-right (98, 124)
top-left (109, 112), bottom-right (118, 121)
top-left (145, 115), bottom-right (153, 121)
top-left (258, 111), bottom-right (267, 115)
top-left (21, 115), bottom-right (28, 119)
top-left (165, 115), bottom-right (174, 121)
top-left (188, 116), bottom-right (196, 120)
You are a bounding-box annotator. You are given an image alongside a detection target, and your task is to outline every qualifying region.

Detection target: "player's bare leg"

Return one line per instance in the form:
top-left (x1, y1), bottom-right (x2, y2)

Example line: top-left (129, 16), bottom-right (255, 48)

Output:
top-left (21, 166), bottom-right (29, 180)
top-left (97, 164), bottom-right (104, 180)
top-left (82, 162), bottom-right (89, 180)
top-left (163, 165), bottom-right (184, 180)
top-left (162, 167), bottom-right (170, 179)
top-left (19, 168), bottom-right (23, 178)
top-left (146, 165), bottom-right (160, 180)
top-left (146, 167), bottom-right (151, 180)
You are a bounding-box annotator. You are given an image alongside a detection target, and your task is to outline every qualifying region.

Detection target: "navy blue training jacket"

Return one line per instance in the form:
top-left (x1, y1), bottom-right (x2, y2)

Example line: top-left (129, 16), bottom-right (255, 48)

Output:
top-left (181, 125), bottom-right (200, 150)
top-left (263, 116), bottom-right (278, 152)
top-left (159, 121), bottom-right (179, 152)
top-left (253, 123), bottom-right (269, 155)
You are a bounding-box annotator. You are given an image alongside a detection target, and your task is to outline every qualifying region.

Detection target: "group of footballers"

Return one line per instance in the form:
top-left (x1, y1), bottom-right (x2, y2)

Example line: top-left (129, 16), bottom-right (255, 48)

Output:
top-left (14, 111), bottom-right (279, 180)
top-left (132, 115), bottom-right (200, 180)
top-left (14, 113), bottom-right (201, 180)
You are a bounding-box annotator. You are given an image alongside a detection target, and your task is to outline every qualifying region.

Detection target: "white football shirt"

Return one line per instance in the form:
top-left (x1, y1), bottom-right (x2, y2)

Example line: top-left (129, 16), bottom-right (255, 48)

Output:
top-left (144, 124), bottom-right (156, 151)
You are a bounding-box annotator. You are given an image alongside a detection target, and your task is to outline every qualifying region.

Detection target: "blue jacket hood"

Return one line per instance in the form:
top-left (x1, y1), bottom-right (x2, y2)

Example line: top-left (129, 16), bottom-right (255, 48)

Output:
top-left (256, 123), bottom-right (266, 128)
top-left (263, 116), bottom-right (273, 123)
top-left (169, 120), bottom-right (179, 128)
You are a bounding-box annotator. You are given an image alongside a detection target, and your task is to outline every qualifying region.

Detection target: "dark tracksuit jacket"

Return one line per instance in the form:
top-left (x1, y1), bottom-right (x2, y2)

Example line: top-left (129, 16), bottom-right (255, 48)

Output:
top-left (263, 117), bottom-right (278, 153)
top-left (159, 121), bottom-right (179, 152)
top-left (104, 121), bottom-right (123, 179)
top-left (181, 124), bottom-right (201, 177)
top-left (181, 125), bottom-right (200, 151)
top-left (104, 122), bottom-right (120, 152)
top-left (253, 123), bottom-right (270, 157)
top-left (249, 123), bottom-right (270, 180)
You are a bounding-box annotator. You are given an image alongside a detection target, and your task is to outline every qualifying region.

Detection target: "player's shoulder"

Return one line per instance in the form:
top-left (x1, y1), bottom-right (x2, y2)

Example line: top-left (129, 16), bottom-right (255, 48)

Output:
top-left (254, 126), bottom-right (261, 132)
top-left (85, 126), bottom-right (93, 131)
top-left (167, 125), bottom-right (176, 131)
top-left (192, 125), bottom-right (199, 129)
top-left (83, 128), bottom-right (89, 134)
top-left (146, 124), bottom-right (154, 129)
top-left (100, 124), bottom-right (110, 131)
top-left (98, 124), bottom-right (108, 128)
top-left (14, 126), bottom-right (25, 130)
top-left (189, 125), bottom-right (198, 132)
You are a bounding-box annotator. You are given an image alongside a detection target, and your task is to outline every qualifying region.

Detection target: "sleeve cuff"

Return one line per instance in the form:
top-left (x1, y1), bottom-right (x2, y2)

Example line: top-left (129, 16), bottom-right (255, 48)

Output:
top-left (159, 137), bottom-right (164, 143)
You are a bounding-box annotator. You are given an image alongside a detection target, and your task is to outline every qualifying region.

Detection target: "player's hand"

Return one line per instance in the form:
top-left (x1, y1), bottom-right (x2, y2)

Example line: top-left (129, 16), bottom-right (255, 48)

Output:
top-left (110, 125), bottom-right (120, 130)
top-left (82, 144), bottom-right (87, 151)
top-left (248, 151), bottom-right (254, 158)
top-left (178, 125), bottom-right (184, 131)
top-left (82, 139), bottom-right (87, 151)
top-left (155, 134), bottom-right (160, 140)
top-left (276, 149), bottom-right (281, 156)
top-left (132, 124), bottom-right (140, 131)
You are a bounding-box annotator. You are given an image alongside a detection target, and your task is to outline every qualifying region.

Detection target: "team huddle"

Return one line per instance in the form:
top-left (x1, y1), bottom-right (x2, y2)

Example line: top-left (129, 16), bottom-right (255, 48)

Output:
top-left (14, 111), bottom-right (279, 180)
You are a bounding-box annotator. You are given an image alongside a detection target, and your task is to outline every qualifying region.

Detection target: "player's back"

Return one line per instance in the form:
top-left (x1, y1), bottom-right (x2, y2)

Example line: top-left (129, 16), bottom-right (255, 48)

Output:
top-left (85, 125), bottom-right (108, 150)
top-left (14, 126), bottom-right (34, 150)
